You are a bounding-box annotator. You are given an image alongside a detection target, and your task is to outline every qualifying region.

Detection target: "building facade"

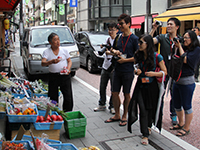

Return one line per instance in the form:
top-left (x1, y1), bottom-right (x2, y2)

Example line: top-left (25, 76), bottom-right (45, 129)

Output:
top-left (77, 0), bottom-right (131, 32)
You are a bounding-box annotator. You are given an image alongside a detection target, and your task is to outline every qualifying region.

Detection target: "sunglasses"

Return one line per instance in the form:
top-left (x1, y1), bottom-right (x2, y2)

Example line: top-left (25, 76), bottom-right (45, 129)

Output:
top-left (139, 40), bottom-right (146, 45)
top-left (118, 22), bottom-right (125, 26)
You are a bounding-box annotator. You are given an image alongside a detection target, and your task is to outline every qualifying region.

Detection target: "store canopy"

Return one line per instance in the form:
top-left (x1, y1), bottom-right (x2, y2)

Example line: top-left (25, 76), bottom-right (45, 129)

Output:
top-left (131, 14), bottom-right (158, 29)
top-left (154, 6), bottom-right (200, 22)
top-left (0, 0), bottom-right (21, 12)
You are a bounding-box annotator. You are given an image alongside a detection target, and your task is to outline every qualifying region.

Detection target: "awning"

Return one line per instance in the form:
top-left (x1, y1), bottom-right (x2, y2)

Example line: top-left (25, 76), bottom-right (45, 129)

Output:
top-left (154, 6), bottom-right (200, 22)
top-left (0, 0), bottom-right (21, 12)
top-left (131, 14), bottom-right (158, 29)
top-left (131, 16), bottom-right (145, 29)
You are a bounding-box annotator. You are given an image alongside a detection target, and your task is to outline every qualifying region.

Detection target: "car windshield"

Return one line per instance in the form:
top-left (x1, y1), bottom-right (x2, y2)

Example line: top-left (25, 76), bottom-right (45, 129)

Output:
top-left (89, 34), bottom-right (109, 45)
top-left (30, 27), bottom-right (74, 47)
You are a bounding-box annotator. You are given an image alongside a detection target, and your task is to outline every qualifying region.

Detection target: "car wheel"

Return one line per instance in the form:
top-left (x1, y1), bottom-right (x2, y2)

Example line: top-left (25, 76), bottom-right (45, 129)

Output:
top-left (70, 71), bottom-right (76, 77)
top-left (87, 57), bottom-right (94, 73)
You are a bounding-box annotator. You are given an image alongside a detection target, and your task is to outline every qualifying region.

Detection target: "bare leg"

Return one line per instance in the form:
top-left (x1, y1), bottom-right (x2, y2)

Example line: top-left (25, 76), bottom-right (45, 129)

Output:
top-left (184, 113), bottom-right (193, 131)
top-left (176, 110), bottom-right (184, 126)
top-left (111, 92), bottom-right (121, 119)
top-left (122, 93), bottom-right (131, 121)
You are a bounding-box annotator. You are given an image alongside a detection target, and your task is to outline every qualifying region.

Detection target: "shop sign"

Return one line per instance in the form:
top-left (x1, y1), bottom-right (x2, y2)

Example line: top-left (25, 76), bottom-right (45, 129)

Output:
top-left (59, 4), bottom-right (65, 15)
top-left (70, 0), bottom-right (77, 7)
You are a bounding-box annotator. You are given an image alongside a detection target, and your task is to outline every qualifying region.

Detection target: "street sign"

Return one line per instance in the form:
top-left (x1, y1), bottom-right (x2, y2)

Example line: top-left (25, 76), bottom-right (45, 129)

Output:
top-left (70, 0), bottom-right (77, 7)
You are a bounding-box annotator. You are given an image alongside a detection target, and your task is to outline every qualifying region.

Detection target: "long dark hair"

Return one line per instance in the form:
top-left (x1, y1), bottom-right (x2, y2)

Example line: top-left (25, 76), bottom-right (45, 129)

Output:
top-left (183, 30), bottom-right (199, 51)
top-left (135, 34), bottom-right (155, 70)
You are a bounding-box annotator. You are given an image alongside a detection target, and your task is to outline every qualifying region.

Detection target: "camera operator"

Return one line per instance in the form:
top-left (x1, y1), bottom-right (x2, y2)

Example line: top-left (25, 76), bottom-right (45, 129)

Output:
top-left (150, 17), bottom-right (181, 125)
top-left (94, 22), bottom-right (119, 114)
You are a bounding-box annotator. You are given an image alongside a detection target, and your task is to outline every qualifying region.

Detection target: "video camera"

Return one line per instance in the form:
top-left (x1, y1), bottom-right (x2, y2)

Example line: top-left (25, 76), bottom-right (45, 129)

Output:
top-left (155, 20), bottom-right (163, 26)
top-left (98, 44), bottom-right (112, 56)
top-left (173, 37), bottom-right (184, 43)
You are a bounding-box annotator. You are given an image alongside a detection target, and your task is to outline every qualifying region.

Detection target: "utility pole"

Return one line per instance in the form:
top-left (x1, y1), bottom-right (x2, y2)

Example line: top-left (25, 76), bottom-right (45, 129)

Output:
top-left (63, 0), bottom-right (68, 25)
top-left (33, 2), bottom-right (35, 26)
top-left (19, 0), bottom-right (23, 52)
top-left (145, 0), bottom-right (152, 33)
top-left (43, 0), bottom-right (46, 25)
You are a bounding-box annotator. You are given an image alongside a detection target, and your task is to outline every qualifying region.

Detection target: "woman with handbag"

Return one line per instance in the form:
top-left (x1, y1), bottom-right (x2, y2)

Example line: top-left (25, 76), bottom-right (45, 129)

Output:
top-left (170, 30), bottom-right (200, 136)
top-left (128, 34), bottom-right (167, 145)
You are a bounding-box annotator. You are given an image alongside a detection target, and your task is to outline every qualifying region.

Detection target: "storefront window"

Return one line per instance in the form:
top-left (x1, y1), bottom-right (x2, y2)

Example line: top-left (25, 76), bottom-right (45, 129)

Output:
top-left (100, 0), bottom-right (109, 6)
top-left (94, 0), bottom-right (99, 7)
top-left (101, 7), bottom-right (109, 17)
top-left (95, 8), bottom-right (99, 18)
top-left (111, 0), bottom-right (122, 5)
top-left (124, 0), bottom-right (131, 5)
top-left (111, 7), bottom-right (122, 17)
top-left (124, 7), bottom-right (131, 15)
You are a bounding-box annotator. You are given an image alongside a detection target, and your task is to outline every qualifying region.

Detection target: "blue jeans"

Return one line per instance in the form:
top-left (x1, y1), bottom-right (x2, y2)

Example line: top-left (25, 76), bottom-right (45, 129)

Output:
top-left (99, 69), bottom-right (113, 109)
top-left (173, 83), bottom-right (195, 114)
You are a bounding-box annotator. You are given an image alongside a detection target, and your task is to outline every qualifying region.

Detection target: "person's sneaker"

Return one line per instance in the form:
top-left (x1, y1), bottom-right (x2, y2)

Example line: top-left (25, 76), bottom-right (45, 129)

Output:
top-left (171, 116), bottom-right (178, 125)
top-left (195, 78), bottom-right (199, 82)
top-left (94, 105), bottom-right (106, 112)
top-left (110, 108), bottom-right (115, 114)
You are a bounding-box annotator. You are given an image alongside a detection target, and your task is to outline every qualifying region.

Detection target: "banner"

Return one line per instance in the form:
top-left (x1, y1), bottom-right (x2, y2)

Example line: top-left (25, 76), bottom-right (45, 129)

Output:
top-left (25, 0), bottom-right (29, 4)
top-left (59, 4), bottom-right (65, 15)
top-left (70, 0), bottom-right (77, 7)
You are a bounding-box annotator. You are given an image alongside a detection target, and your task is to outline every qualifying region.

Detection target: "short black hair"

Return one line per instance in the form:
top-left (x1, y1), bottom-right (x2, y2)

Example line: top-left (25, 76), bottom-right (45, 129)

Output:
top-left (48, 32), bottom-right (58, 43)
top-left (108, 22), bottom-right (118, 29)
top-left (193, 26), bottom-right (200, 31)
top-left (118, 13), bottom-right (131, 25)
top-left (167, 17), bottom-right (181, 27)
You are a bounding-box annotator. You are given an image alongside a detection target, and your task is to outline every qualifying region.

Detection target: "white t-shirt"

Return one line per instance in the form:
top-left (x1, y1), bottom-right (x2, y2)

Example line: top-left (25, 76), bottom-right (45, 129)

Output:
top-left (102, 37), bottom-right (114, 70)
top-left (42, 47), bottom-right (70, 73)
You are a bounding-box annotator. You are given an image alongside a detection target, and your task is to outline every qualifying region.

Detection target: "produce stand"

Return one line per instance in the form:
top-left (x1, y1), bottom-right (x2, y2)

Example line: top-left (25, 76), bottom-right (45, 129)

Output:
top-left (0, 74), bottom-right (87, 149)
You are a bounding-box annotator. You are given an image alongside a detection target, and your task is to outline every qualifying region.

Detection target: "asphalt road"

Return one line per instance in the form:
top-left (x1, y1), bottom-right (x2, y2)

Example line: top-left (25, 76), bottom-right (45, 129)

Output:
top-left (10, 38), bottom-right (200, 149)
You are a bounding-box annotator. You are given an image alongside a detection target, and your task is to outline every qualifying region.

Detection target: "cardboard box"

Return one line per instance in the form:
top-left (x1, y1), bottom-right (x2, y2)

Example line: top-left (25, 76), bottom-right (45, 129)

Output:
top-left (11, 125), bottom-right (61, 141)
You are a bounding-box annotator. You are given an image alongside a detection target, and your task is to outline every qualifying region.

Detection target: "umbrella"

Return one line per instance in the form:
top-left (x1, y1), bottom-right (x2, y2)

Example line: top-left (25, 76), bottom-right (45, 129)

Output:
top-left (154, 71), bottom-right (165, 128)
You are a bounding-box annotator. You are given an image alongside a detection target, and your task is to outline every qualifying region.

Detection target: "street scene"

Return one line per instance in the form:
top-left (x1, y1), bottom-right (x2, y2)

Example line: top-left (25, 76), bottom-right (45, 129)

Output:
top-left (0, 0), bottom-right (200, 150)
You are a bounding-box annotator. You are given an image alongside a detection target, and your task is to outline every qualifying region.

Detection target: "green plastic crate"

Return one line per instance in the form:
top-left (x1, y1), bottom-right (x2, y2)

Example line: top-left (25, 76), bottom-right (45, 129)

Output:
top-left (63, 111), bottom-right (87, 139)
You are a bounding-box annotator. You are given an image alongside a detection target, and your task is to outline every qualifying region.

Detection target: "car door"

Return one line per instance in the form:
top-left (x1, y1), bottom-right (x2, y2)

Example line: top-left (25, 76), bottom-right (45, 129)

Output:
top-left (80, 33), bottom-right (90, 66)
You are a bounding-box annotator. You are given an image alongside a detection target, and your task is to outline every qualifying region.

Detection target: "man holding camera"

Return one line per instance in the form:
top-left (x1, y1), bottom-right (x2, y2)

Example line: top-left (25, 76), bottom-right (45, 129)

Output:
top-left (94, 22), bottom-right (119, 114)
top-left (150, 17), bottom-right (181, 125)
top-left (104, 14), bottom-right (138, 126)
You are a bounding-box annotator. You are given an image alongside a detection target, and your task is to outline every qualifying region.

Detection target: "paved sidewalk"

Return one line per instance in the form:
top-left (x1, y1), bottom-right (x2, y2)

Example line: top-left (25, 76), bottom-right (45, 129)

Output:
top-left (59, 76), bottom-right (198, 150)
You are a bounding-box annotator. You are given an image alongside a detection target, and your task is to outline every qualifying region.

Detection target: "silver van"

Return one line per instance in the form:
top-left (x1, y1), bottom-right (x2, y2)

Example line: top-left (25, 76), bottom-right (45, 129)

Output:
top-left (21, 25), bottom-right (80, 78)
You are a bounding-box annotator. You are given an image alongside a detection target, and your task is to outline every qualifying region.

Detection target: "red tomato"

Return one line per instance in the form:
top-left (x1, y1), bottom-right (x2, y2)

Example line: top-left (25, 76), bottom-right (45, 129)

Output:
top-left (57, 115), bottom-right (63, 121)
top-left (40, 116), bottom-right (45, 122)
top-left (51, 114), bottom-right (57, 121)
top-left (46, 115), bottom-right (51, 121)
top-left (36, 116), bottom-right (40, 122)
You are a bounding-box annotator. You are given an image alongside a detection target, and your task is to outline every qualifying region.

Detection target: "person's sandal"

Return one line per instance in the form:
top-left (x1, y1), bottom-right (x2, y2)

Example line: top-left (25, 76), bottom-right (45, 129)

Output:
top-left (169, 124), bottom-right (184, 130)
top-left (141, 137), bottom-right (148, 146)
top-left (176, 129), bottom-right (190, 137)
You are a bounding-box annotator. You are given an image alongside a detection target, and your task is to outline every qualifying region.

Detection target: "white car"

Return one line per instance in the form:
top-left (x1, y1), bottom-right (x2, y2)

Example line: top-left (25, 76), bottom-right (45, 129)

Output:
top-left (21, 25), bottom-right (80, 78)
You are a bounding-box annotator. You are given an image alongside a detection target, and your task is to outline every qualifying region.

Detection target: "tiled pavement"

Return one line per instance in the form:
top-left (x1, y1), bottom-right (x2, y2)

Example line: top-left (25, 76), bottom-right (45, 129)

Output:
top-left (58, 77), bottom-right (197, 150)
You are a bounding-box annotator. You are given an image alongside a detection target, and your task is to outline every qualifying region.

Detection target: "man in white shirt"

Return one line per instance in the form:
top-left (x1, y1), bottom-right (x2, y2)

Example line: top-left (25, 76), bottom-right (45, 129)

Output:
top-left (94, 22), bottom-right (119, 114)
top-left (41, 33), bottom-right (73, 111)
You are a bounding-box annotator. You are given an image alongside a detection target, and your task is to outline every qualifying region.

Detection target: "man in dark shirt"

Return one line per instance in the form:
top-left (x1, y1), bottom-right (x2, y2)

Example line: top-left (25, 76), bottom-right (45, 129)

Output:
top-left (150, 17), bottom-right (181, 125)
top-left (105, 14), bottom-right (138, 126)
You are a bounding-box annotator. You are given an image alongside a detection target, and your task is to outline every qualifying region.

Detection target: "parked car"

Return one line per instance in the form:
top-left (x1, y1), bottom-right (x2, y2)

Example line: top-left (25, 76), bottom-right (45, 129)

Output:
top-left (21, 25), bottom-right (80, 78)
top-left (74, 31), bottom-right (109, 73)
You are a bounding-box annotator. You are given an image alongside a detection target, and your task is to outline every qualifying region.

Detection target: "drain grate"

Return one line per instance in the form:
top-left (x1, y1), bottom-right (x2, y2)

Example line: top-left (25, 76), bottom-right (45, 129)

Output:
top-left (99, 135), bottom-right (164, 150)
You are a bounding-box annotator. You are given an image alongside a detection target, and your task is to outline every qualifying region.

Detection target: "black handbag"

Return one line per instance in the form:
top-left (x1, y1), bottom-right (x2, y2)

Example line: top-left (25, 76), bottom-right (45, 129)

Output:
top-left (168, 52), bottom-right (187, 82)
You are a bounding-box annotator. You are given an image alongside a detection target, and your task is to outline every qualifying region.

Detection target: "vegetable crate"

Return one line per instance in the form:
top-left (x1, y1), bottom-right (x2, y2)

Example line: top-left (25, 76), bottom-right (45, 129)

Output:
top-left (1, 140), bottom-right (33, 150)
top-left (9, 122), bottom-right (31, 131)
top-left (0, 111), bottom-right (5, 119)
top-left (34, 110), bottom-right (64, 130)
top-left (63, 111), bottom-right (87, 139)
top-left (7, 104), bottom-right (39, 123)
top-left (12, 135), bottom-right (62, 145)
top-left (49, 143), bottom-right (78, 150)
